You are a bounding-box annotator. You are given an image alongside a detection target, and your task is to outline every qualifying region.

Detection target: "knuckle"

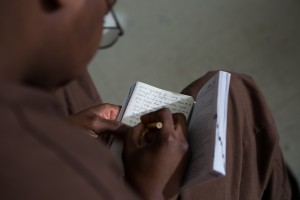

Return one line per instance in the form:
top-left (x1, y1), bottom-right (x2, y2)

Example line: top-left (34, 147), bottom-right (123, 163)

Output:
top-left (164, 134), bottom-right (189, 153)
top-left (102, 103), bottom-right (111, 109)
top-left (174, 139), bottom-right (189, 155)
top-left (179, 140), bottom-right (189, 152)
top-left (158, 108), bottom-right (172, 117)
top-left (89, 119), bottom-right (98, 129)
top-left (166, 134), bottom-right (176, 144)
top-left (173, 112), bottom-right (186, 121)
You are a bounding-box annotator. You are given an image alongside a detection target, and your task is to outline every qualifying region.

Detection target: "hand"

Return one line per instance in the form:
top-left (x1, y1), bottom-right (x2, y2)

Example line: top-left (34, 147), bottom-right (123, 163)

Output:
top-left (69, 103), bottom-right (125, 143)
top-left (122, 108), bottom-right (189, 200)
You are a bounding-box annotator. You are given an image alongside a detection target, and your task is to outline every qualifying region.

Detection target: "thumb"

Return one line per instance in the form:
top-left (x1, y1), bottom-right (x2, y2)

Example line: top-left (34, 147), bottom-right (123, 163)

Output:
top-left (88, 117), bottom-right (122, 136)
top-left (113, 124), bottom-right (130, 141)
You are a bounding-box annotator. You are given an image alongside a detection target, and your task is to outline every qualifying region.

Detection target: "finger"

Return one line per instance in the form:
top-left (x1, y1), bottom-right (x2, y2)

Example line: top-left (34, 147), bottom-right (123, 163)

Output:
top-left (172, 113), bottom-right (188, 139)
top-left (96, 104), bottom-right (121, 120)
top-left (89, 117), bottom-right (122, 135)
top-left (125, 123), bottom-right (146, 152)
top-left (140, 108), bottom-right (174, 132)
top-left (144, 131), bottom-right (156, 144)
top-left (113, 124), bottom-right (130, 141)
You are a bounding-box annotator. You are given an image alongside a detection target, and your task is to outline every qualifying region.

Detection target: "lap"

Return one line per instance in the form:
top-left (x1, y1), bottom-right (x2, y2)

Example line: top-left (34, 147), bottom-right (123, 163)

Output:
top-left (180, 71), bottom-right (291, 200)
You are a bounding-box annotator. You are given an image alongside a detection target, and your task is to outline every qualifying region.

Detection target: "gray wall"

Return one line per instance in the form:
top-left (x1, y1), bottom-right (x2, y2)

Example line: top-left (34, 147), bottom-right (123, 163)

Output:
top-left (89, 0), bottom-right (300, 182)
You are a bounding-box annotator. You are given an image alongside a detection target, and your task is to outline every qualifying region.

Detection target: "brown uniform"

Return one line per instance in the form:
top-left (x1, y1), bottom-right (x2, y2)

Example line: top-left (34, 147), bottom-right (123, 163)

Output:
top-left (0, 82), bottom-right (137, 200)
top-left (180, 71), bottom-right (291, 200)
top-left (0, 71), bottom-right (292, 199)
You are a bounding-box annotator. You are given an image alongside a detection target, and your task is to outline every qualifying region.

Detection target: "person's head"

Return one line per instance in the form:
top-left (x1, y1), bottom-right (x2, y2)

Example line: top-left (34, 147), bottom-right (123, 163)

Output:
top-left (0, 0), bottom-right (114, 89)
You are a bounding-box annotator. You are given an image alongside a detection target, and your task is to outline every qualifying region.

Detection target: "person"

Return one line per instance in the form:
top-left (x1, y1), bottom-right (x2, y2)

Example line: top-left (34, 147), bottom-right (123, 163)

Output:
top-left (0, 0), bottom-right (297, 200)
top-left (0, 0), bottom-right (188, 199)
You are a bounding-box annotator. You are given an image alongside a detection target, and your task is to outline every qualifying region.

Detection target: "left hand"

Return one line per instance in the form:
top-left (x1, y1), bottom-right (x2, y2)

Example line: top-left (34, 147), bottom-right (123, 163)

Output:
top-left (69, 103), bottom-right (124, 143)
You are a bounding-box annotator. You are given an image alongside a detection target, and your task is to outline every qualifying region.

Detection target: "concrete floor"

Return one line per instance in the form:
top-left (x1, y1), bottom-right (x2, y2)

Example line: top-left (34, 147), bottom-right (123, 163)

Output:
top-left (89, 0), bottom-right (300, 184)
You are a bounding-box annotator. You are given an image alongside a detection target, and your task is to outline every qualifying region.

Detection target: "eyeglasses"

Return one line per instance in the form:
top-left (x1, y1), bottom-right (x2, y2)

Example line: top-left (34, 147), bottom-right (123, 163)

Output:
top-left (99, 0), bottom-right (124, 49)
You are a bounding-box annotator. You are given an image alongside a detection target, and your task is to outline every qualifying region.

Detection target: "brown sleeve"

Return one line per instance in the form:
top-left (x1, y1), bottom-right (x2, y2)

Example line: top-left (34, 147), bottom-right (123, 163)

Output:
top-left (54, 72), bottom-right (115, 145)
top-left (55, 71), bottom-right (103, 115)
top-left (0, 98), bottom-right (138, 200)
top-left (180, 71), bottom-right (291, 200)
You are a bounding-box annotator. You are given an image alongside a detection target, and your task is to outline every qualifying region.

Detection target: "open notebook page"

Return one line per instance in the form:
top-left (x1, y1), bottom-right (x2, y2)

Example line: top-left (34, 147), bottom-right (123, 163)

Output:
top-left (120, 82), bottom-right (194, 126)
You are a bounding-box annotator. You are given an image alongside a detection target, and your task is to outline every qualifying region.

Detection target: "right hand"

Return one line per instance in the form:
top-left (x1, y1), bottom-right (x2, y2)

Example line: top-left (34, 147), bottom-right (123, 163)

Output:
top-left (122, 108), bottom-right (190, 200)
